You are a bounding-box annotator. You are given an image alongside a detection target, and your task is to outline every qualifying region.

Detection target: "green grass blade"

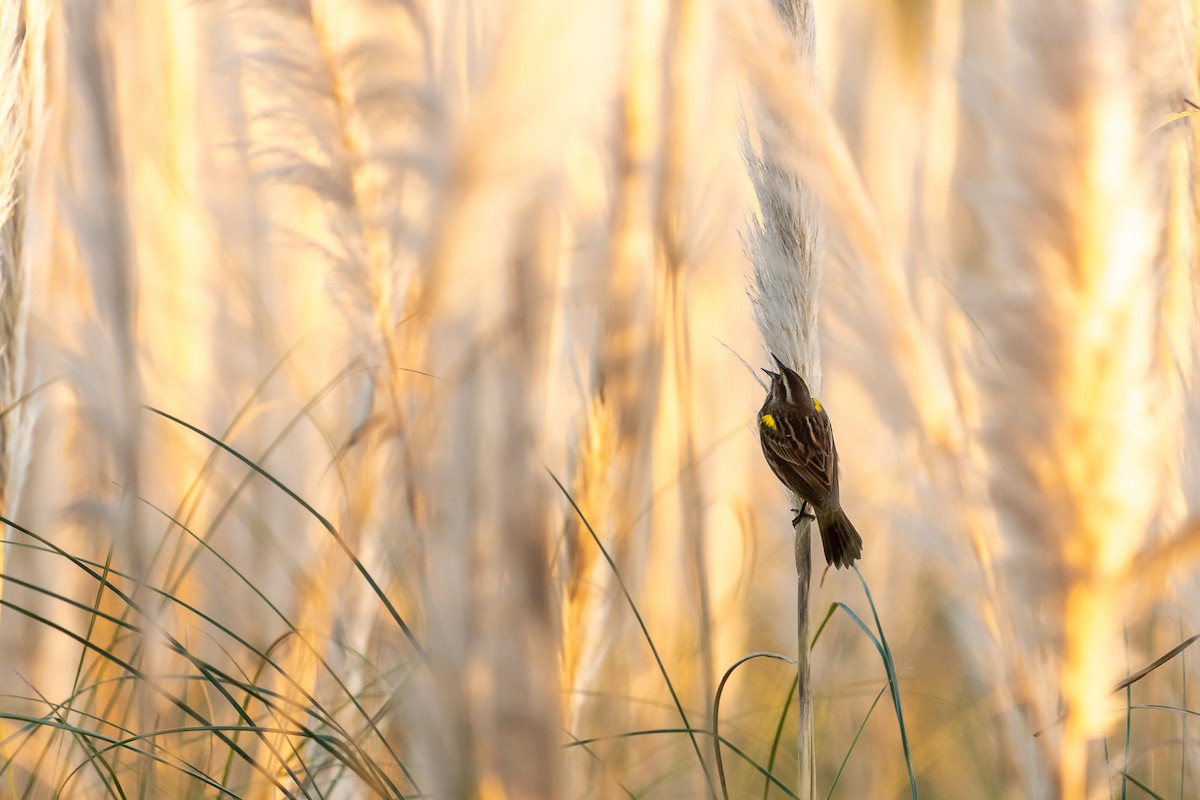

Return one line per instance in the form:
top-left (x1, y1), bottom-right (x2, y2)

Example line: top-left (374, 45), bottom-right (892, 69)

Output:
top-left (566, 727), bottom-right (798, 799)
top-left (1119, 771), bottom-right (1166, 800)
top-left (2, 535), bottom-right (403, 795)
top-left (548, 468), bottom-right (718, 799)
top-left (712, 651), bottom-right (795, 800)
top-left (144, 405), bottom-right (425, 660)
top-left (826, 567), bottom-right (918, 799)
top-left (762, 673), bottom-right (797, 800)
top-left (826, 684), bottom-right (888, 800)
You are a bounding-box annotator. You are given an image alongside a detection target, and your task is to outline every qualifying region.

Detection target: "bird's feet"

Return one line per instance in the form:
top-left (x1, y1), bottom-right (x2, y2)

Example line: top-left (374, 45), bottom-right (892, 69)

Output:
top-left (790, 502), bottom-right (816, 526)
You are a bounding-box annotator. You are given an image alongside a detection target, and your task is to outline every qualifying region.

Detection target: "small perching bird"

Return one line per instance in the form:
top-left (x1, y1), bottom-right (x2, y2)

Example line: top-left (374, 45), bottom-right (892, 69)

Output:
top-left (758, 354), bottom-right (863, 569)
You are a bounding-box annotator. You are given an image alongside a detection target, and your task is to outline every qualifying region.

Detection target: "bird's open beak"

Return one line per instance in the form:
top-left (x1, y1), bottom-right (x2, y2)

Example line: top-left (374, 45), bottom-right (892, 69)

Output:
top-left (761, 368), bottom-right (778, 379)
top-left (771, 353), bottom-right (787, 372)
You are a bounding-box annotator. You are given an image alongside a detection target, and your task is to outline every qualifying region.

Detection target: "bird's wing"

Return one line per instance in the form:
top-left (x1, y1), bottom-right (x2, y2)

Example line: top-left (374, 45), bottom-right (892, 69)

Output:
top-left (761, 412), bottom-right (837, 504)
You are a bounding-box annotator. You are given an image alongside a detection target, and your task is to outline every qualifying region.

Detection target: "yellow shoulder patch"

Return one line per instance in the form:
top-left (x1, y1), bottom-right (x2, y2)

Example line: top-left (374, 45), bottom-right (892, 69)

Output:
top-left (760, 413), bottom-right (777, 430)
top-left (812, 398), bottom-right (823, 412)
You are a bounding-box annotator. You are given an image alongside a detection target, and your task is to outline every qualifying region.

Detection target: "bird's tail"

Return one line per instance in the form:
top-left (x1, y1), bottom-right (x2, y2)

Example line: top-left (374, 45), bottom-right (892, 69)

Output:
top-left (818, 509), bottom-right (863, 569)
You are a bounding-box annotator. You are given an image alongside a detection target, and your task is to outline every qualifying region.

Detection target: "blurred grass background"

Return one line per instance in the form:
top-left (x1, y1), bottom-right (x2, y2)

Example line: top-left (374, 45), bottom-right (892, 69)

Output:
top-left (0, 0), bottom-right (1197, 797)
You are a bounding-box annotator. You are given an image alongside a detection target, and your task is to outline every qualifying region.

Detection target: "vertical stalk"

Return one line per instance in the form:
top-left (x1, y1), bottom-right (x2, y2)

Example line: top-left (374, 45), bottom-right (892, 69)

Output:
top-left (780, 5), bottom-right (818, 789)
top-left (745, 0), bottom-right (823, 791)
top-left (794, 516), bottom-right (814, 797)
top-left (0, 1), bottom-right (28, 617)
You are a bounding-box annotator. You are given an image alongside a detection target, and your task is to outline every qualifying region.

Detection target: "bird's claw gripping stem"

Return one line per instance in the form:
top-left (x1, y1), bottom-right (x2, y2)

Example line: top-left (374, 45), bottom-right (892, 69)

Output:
top-left (790, 502), bottom-right (816, 526)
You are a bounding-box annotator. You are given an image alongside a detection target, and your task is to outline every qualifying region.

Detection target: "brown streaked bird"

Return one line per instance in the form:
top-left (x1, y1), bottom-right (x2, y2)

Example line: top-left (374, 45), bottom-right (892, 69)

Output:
top-left (758, 354), bottom-right (863, 569)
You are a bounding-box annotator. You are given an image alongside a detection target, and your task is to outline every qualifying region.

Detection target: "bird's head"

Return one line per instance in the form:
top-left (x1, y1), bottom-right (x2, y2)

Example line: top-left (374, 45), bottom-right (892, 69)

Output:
top-left (761, 354), bottom-right (818, 414)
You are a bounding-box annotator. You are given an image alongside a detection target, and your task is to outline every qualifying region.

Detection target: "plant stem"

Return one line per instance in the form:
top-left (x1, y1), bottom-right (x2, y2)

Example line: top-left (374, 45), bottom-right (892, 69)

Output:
top-left (795, 517), bottom-right (814, 798)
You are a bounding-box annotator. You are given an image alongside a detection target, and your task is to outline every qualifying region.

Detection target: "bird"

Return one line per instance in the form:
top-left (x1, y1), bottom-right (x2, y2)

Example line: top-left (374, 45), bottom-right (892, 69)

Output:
top-left (758, 353), bottom-right (862, 569)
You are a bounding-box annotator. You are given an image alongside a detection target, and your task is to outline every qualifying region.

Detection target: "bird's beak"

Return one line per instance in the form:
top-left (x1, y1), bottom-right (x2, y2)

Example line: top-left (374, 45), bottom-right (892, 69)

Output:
top-left (761, 368), bottom-right (778, 379)
top-left (771, 353), bottom-right (786, 372)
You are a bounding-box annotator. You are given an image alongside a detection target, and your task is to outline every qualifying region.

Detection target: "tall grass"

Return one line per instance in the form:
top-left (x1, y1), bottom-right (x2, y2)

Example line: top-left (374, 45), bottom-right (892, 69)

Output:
top-left (744, 0), bottom-right (823, 794)
top-left (0, 0), bottom-right (1197, 798)
top-left (0, 2), bottom-right (32, 528)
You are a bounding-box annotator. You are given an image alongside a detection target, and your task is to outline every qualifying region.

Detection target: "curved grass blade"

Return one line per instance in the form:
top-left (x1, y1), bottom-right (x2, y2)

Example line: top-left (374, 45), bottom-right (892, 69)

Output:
top-left (0, 516), bottom-right (369, 796)
top-left (2, 534), bottom-right (407, 797)
top-left (712, 651), bottom-right (795, 800)
top-left (548, 468), bottom-right (718, 799)
top-left (144, 406), bottom-right (425, 660)
top-left (160, 351), bottom-right (361, 597)
top-left (1037, 634), bottom-right (1200, 738)
top-left (566, 727), bottom-right (798, 798)
top-left (827, 566), bottom-right (918, 799)
top-left (758, 601), bottom-right (837, 800)
top-left (0, 596), bottom-right (295, 796)
top-left (18, 680), bottom-right (127, 800)
top-left (825, 684), bottom-right (889, 800)
top-left (140, 499), bottom-right (415, 796)
top-left (0, 712), bottom-right (244, 798)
